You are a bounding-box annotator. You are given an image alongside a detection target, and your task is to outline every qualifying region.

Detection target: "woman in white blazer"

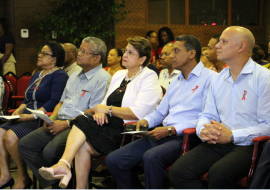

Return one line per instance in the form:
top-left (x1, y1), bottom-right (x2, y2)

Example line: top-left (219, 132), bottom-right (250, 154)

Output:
top-left (38, 36), bottom-right (162, 189)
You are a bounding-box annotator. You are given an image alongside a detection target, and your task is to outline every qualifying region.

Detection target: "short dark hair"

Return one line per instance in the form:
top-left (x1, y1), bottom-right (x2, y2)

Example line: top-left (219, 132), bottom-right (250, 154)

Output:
top-left (211, 34), bottom-right (221, 44)
top-left (127, 36), bottom-right (152, 67)
top-left (252, 45), bottom-right (265, 62)
top-left (45, 41), bottom-right (65, 67)
top-left (112, 48), bottom-right (124, 68)
top-left (158, 27), bottom-right (175, 47)
top-left (175, 35), bottom-right (202, 63)
top-left (145, 30), bottom-right (155, 38)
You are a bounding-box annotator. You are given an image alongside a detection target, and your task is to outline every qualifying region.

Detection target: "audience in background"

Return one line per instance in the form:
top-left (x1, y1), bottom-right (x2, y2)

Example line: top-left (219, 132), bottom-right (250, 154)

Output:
top-left (206, 34), bottom-right (228, 73)
top-left (252, 44), bottom-right (269, 69)
top-left (18, 37), bottom-right (111, 189)
top-left (61, 43), bottom-right (81, 76)
top-left (200, 47), bottom-right (214, 68)
top-left (105, 48), bottom-right (123, 76)
top-left (257, 42), bottom-right (269, 61)
top-left (159, 42), bottom-right (180, 90)
top-left (169, 26), bottom-right (270, 189)
top-left (106, 35), bottom-right (217, 189)
top-left (0, 18), bottom-right (16, 75)
top-left (145, 30), bottom-right (157, 64)
top-left (37, 36), bottom-right (162, 189)
top-left (155, 27), bottom-right (175, 70)
top-left (0, 41), bottom-right (68, 189)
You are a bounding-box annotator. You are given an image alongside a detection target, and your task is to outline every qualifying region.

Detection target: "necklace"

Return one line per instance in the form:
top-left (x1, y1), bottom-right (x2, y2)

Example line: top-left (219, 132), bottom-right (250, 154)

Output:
top-left (108, 65), bottom-right (122, 75)
top-left (39, 67), bottom-right (57, 79)
top-left (125, 67), bottom-right (143, 82)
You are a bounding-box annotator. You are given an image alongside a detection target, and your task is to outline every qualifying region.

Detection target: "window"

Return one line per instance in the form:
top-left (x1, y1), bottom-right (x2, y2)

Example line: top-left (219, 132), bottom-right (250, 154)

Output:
top-left (189, 0), bottom-right (228, 25)
top-left (148, 0), bottom-right (185, 25)
top-left (231, 0), bottom-right (259, 25)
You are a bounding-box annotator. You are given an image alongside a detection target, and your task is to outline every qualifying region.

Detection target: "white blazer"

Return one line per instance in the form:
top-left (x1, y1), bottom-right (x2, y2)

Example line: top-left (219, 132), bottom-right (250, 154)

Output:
top-left (101, 67), bottom-right (162, 123)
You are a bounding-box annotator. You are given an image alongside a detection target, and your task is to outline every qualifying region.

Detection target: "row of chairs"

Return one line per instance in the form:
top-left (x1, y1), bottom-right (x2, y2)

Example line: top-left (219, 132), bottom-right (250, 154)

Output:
top-left (2, 72), bottom-right (31, 114)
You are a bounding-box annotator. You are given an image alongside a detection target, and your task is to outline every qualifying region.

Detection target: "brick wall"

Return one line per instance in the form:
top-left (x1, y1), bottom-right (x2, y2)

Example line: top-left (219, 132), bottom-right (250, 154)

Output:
top-left (1, 0), bottom-right (268, 76)
top-left (115, 0), bottom-right (265, 49)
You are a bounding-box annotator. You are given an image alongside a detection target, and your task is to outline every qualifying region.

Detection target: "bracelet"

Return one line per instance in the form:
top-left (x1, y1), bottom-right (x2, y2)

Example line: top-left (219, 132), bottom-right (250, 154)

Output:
top-left (66, 120), bottom-right (70, 127)
top-left (50, 115), bottom-right (56, 121)
top-left (108, 105), bottom-right (113, 117)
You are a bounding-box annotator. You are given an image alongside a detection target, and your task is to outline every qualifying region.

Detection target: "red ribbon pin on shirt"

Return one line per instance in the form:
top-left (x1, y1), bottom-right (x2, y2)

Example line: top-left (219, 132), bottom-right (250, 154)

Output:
top-left (241, 90), bottom-right (247, 100)
top-left (192, 86), bottom-right (198, 93)
top-left (81, 90), bottom-right (86, 97)
top-left (34, 86), bottom-right (38, 90)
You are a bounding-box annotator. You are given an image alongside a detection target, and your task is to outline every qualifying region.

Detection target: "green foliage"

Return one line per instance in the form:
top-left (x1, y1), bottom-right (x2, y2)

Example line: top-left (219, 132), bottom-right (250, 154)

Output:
top-left (34, 0), bottom-right (128, 46)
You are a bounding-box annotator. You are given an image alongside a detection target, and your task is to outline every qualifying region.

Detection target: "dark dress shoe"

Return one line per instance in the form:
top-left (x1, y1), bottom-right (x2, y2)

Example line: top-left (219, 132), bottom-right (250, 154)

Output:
top-left (0, 178), bottom-right (14, 189)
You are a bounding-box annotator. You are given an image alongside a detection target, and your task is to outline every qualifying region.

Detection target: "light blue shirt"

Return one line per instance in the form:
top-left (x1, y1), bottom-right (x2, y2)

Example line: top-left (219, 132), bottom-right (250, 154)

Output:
top-left (197, 58), bottom-right (270, 145)
top-left (144, 62), bottom-right (217, 135)
top-left (58, 64), bottom-right (111, 120)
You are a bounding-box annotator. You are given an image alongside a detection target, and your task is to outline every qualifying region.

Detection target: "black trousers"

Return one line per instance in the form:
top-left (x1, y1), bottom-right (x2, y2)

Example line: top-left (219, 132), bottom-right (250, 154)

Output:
top-left (169, 142), bottom-right (253, 189)
top-left (250, 141), bottom-right (270, 188)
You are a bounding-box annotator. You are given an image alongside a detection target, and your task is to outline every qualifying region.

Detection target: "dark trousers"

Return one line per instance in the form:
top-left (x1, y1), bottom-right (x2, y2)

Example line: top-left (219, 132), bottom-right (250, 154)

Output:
top-left (169, 142), bottom-right (253, 189)
top-left (17, 127), bottom-right (70, 188)
top-left (250, 141), bottom-right (270, 188)
top-left (106, 136), bottom-right (183, 189)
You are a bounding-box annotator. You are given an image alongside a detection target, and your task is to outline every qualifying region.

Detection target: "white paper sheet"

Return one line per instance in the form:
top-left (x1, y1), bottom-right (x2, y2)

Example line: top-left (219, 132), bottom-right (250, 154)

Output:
top-left (26, 108), bottom-right (54, 124)
top-left (0, 115), bottom-right (21, 120)
top-left (121, 131), bottom-right (148, 135)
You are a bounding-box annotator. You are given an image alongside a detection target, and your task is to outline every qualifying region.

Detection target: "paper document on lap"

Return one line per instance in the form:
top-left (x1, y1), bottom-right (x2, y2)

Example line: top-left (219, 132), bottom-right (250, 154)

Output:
top-left (26, 108), bottom-right (54, 124)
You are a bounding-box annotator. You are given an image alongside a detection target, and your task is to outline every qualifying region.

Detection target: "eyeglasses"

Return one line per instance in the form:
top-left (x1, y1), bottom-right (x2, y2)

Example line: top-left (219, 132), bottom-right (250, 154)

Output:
top-left (78, 49), bottom-right (98, 56)
top-left (122, 49), bottom-right (139, 56)
top-left (37, 51), bottom-right (53, 57)
top-left (159, 52), bottom-right (171, 58)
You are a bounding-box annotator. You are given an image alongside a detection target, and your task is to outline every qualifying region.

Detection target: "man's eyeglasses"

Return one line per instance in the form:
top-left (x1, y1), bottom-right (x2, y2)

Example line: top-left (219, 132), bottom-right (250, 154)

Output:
top-left (159, 52), bottom-right (171, 58)
top-left (37, 51), bottom-right (53, 57)
top-left (78, 49), bottom-right (98, 56)
top-left (122, 49), bottom-right (138, 56)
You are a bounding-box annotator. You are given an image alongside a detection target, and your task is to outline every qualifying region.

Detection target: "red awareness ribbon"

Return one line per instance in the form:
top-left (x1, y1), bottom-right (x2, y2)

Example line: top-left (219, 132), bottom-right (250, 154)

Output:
top-left (34, 86), bottom-right (38, 90)
top-left (81, 90), bottom-right (86, 97)
top-left (191, 86), bottom-right (198, 93)
top-left (241, 90), bottom-right (247, 100)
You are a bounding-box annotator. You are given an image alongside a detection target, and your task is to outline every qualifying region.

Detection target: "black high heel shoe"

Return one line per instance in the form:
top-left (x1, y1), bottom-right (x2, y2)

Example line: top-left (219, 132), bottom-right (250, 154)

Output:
top-left (24, 179), bottom-right (33, 189)
top-left (0, 178), bottom-right (14, 189)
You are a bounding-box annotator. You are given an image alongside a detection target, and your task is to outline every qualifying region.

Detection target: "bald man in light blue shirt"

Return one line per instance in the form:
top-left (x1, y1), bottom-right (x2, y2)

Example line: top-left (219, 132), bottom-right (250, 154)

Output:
top-left (169, 26), bottom-right (270, 189)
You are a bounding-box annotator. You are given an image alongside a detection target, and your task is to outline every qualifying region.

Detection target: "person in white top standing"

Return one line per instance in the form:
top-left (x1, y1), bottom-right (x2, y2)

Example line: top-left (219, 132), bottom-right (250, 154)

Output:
top-left (159, 43), bottom-right (180, 90)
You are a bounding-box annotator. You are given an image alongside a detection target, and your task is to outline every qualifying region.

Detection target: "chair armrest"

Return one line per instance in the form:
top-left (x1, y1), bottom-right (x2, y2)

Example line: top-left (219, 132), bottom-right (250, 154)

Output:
top-left (12, 95), bottom-right (25, 100)
top-left (45, 112), bottom-right (52, 117)
top-left (252, 136), bottom-right (270, 142)
top-left (123, 122), bottom-right (137, 126)
top-left (8, 109), bottom-right (15, 114)
top-left (183, 128), bottom-right (196, 135)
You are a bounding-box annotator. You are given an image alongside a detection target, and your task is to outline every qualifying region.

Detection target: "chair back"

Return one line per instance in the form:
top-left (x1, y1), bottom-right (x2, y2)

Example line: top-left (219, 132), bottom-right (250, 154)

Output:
top-left (2, 81), bottom-right (11, 115)
top-left (16, 72), bottom-right (31, 107)
top-left (4, 72), bottom-right (17, 96)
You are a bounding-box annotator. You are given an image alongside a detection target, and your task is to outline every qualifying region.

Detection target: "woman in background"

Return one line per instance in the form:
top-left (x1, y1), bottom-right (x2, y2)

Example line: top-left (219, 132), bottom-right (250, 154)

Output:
top-left (0, 41), bottom-right (69, 189)
top-left (0, 18), bottom-right (16, 75)
top-left (105, 48), bottom-right (123, 76)
top-left (145, 30), bottom-right (157, 64)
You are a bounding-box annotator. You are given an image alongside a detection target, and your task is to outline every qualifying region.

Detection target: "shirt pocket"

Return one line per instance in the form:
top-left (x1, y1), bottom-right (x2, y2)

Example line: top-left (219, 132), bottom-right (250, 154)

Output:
top-left (77, 91), bottom-right (92, 110)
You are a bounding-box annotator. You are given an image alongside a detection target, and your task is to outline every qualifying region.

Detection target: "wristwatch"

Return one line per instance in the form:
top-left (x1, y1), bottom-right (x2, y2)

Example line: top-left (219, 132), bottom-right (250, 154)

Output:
top-left (108, 105), bottom-right (113, 117)
top-left (167, 127), bottom-right (172, 136)
top-left (230, 134), bottom-right (234, 143)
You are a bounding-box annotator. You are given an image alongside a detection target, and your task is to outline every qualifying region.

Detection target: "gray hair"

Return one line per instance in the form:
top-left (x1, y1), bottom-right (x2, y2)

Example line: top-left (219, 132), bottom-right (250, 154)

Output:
top-left (82, 37), bottom-right (107, 63)
top-left (175, 35), bottom-right (202, 63)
